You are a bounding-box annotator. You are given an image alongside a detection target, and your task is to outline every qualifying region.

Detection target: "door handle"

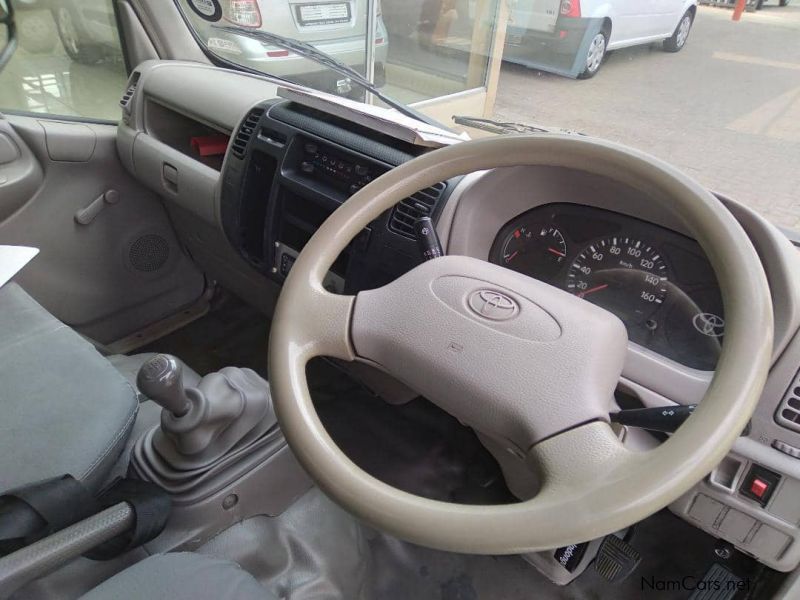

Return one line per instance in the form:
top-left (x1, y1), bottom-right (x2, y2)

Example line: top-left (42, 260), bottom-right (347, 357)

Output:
top-left (74, 189), bottom-right (120, 225)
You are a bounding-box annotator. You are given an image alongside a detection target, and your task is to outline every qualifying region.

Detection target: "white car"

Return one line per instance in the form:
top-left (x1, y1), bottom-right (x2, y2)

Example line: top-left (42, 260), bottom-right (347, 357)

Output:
top-left (504, 0), bottom-right (697, 78)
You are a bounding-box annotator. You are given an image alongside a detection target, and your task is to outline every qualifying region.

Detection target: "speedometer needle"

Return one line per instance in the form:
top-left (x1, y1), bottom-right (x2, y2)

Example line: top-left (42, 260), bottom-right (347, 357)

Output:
top-left (578, 283), bottom-right (608, 298)
top-left (547, 247), bottom-right (566, 257)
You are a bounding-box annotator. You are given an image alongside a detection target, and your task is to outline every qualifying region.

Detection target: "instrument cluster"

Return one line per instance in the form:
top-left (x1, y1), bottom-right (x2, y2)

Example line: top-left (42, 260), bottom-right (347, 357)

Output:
top-left (489, 204), bottom-right (725, 370)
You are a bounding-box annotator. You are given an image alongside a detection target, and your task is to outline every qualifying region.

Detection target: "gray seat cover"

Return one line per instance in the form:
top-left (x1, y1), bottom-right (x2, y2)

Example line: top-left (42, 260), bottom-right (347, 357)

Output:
top-left (80, 553), bottom-right (273, 600)
top-left (0, 283), bottom-right (138, 493)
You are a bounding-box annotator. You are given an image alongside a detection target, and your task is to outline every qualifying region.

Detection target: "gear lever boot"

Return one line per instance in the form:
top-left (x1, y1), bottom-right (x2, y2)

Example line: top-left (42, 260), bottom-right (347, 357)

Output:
top-left (136, 354), bottom-right (276, 471)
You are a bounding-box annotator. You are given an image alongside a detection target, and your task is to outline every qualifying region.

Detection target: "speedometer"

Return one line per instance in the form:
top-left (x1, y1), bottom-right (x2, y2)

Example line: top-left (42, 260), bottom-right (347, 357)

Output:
top-left (566, 237), bottom-right (668, 323)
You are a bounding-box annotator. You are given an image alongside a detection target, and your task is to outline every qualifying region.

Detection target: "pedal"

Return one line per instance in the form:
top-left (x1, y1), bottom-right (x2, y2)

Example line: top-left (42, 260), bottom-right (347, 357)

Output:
top-left (688, 563), bottom-right (743, 600)
top-left (594, 535), bottom-right (642, 582)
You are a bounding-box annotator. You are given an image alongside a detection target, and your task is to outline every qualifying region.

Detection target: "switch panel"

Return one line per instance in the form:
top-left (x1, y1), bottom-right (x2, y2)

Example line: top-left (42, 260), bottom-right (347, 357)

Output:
top-left (739, 464), bottom-right (781, 507)
top-left (687, 494), bottom-right (725, 526)
top-left (718, 508), bottom-right (758, 543)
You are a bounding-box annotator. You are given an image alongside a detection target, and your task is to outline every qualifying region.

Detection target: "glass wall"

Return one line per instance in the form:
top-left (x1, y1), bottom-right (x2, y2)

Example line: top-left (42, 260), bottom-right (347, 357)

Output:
top-left (174, 0), bottom-right (503, 112)
top-left (380, 0), bottom-right (501, 104)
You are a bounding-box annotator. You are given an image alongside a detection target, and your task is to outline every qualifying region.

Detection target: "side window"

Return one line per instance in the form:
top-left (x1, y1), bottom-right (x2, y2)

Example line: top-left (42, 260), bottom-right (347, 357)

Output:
top-left (0, 0), bottom-right (128, 121)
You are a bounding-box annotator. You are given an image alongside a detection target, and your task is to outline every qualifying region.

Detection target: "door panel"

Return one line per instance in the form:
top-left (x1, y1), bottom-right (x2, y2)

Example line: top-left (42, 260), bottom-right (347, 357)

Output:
top-left (653, 0), bottom-right (684, 37)
top-left (610, 0), bottom-right (658, 43)
top-left (0, 114), bottom-right (205, 345)
top-left (0, 119), bottom-right (43, 221)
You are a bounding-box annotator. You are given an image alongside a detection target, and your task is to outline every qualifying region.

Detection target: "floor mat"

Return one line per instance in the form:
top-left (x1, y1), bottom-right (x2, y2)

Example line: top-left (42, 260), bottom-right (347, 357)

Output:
top-left (200, 487), bottom-right (757, 600)
top-left (139, 291), bottom-right (270, 377)
top-left (145, 293), bottom-right (784, 599)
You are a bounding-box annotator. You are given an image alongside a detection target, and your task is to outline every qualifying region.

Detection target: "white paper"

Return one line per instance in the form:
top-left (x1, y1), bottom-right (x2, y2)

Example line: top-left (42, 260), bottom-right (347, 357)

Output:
top-left (277, 87), bottom-right (470, 148)
top-left (0, 246), bottom-right (39, 288)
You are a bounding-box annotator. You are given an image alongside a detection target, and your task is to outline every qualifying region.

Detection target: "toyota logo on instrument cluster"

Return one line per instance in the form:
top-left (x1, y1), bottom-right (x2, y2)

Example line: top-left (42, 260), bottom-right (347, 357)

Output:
top-left (468, 289), bottom-right (520, 321)
top-left (692, 312), bottom-right (725, 338)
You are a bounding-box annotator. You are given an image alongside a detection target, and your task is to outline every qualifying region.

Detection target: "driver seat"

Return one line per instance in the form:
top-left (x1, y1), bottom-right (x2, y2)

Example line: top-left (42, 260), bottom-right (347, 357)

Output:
top-left (80, 553), bottom-right (274, 600)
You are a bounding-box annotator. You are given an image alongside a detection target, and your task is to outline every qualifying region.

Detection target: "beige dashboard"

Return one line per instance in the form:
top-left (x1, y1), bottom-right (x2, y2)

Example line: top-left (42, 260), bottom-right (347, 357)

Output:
top-left (117, 59), bottom-right (800, 571)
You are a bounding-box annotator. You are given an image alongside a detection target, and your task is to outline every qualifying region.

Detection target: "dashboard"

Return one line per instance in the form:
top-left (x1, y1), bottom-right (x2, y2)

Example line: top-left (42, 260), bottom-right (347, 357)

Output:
top-left (116, 60), bottom-right (800, 573)
top-left (489, 204), bottom-right (724, 370)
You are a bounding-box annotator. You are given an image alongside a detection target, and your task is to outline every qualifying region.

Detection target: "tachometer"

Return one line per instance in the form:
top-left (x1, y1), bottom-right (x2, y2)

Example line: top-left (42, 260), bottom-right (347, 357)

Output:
top-left (499, 225), bottom-right (567, 280)
top-left (566, 237), bottom-right (668, 322)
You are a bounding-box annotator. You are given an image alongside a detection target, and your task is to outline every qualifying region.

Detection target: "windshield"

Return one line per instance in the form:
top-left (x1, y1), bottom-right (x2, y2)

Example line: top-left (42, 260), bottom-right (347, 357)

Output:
top-left (177, 0), bottom-right (799, 228)
top-left (0, 0), bottom-right (794, 226)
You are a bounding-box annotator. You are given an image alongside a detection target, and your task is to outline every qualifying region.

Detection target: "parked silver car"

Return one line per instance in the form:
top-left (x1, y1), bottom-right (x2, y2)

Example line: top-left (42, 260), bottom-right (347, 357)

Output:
top-left (181, 0), bottom-right (389, 87)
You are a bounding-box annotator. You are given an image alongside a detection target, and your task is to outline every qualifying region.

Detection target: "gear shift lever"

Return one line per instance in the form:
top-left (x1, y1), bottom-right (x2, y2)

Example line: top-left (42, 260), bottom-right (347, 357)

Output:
top-left (136, 354), bottom-right (190, 417)
top-left (134, 355), bottom-right (276, 471)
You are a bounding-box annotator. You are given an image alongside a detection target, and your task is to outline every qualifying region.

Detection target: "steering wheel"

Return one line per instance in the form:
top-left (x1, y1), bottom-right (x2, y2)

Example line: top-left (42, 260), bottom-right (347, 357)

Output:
top-left (268, 135), bottom-right (773, 553)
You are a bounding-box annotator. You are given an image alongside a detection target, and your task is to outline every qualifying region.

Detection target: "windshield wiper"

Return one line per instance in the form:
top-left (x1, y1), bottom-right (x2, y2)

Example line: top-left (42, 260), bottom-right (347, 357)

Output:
top-left (212, 25), bottom-right (436, 126)
top-left (453, 115), bottom-right (584, 137)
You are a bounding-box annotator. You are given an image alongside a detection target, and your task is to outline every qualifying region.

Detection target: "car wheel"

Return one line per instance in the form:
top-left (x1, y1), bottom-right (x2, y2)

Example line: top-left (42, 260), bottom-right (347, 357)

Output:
top-left (663, 10), bottom-right (693, 53)
top-left (53, 5), bottom-right (105, 64)
top-left (578, 31), bottom-right (607, 79)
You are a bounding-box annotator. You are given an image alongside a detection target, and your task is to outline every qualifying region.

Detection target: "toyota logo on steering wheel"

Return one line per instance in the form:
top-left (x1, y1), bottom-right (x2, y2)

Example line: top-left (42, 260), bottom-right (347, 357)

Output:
top-left (468, 289), bottom-right (520, 321)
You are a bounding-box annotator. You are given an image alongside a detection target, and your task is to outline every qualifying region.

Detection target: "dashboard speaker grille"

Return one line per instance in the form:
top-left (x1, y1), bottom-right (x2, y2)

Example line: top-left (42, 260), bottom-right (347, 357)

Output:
top-left (128, 234), bottom-right (170, 273)
top-left (231, 107), bottom-right (265, 159)
top-left (388, 182), bottom-right (446, 238)
top-left (776, 371), bottom-right (800, 432)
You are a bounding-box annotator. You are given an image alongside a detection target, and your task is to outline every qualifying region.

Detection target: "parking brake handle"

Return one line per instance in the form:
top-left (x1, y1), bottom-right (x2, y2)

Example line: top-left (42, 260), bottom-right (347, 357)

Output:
top-left (414, 217), bottom-right (443, 262)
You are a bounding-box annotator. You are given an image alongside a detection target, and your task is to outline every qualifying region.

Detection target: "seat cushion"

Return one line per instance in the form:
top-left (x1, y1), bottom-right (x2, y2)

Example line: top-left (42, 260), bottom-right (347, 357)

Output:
top-left (80, 553), bottom-right (272, 600)
top-left (0, 283), bottom-right (138, 493)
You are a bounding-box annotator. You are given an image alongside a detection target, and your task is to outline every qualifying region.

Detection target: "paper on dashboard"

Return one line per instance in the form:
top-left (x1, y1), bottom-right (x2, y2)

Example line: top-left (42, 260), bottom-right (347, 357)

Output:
top-left (0, 246), bottom-right (39, 288)
top-left (277, 86), bottom-right (470, 148)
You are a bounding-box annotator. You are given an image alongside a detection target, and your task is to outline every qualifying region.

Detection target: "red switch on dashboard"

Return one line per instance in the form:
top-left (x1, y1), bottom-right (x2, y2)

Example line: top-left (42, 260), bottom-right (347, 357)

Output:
top-left (750, 478), bottom-right (769, 499)
top-left (740, 465), bottom-right (780, 506)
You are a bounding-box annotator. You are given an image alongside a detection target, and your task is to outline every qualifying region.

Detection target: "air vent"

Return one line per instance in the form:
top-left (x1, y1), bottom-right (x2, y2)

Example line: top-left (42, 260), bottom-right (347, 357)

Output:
top-left (231, 107), bottom-right (265, 159)
top-left (776, 372), bottom-right (800, 433)
top-left (388, 182), bottom-right (446, 238)
top-left (119, 71), bottom-right (140, 109)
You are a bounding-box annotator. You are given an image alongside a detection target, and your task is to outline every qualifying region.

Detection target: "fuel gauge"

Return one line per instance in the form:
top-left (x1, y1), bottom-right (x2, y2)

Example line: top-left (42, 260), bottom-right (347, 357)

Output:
top-left (498, 225), bottom-right (568, 281)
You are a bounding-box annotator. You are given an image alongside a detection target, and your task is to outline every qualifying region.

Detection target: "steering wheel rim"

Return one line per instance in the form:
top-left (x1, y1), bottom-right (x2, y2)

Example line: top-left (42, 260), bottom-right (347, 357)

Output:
top-left (268, 135), bottom-right (773, 554)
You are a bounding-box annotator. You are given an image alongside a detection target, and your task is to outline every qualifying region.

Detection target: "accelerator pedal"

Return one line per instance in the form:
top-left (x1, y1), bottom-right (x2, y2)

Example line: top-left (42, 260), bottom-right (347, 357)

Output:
top-left (594, 534), bottom-right (642, 582)
top-left (688, 563), bottom-right (743, 600)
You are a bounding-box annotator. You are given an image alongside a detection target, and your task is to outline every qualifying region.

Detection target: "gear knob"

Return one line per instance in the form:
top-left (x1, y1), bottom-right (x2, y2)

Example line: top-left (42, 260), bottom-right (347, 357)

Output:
top-left (137, 354), bottom-right (190, 417)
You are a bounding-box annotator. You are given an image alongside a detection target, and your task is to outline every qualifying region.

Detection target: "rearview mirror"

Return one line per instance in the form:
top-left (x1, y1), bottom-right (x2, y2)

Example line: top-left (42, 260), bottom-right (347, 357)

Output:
top-left (0, 0), bottom-right (17, 73)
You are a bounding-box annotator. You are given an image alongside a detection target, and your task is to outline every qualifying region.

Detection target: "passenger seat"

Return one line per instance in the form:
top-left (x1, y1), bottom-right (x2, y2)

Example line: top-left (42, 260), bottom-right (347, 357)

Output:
top-left (0, 283), bottom-right (138, 494)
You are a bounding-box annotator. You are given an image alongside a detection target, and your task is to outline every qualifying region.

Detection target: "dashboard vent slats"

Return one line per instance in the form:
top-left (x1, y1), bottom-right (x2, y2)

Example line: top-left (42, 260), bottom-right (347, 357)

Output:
top-left (776, 373), bottom-right (800, 433)
top-left (119, 71), bottom-right (140, 109)
top-left (388, 182), bottom-right (447, 238)
top-left (231, 107), bottom-right (265, 159)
